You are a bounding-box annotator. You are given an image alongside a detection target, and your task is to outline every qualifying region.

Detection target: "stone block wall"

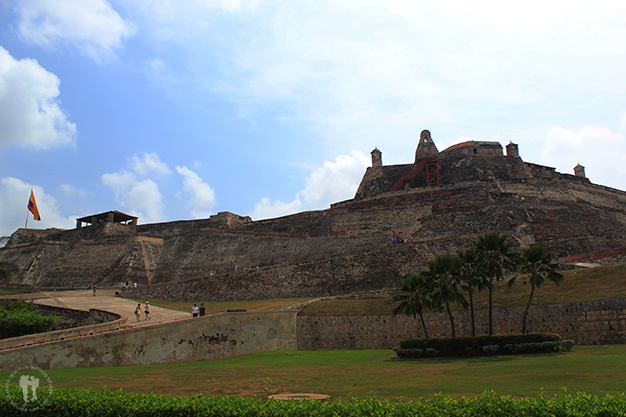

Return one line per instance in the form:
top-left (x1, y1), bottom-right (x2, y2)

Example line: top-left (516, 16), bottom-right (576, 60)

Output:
top-left (38, 304), bottom-right (89, 329)
top-left (0, 309), bottom-right (126, 352)
top-left (0, 311), bottom-right (296, 371)
top-left (297, 299), bottom-right (626, 350)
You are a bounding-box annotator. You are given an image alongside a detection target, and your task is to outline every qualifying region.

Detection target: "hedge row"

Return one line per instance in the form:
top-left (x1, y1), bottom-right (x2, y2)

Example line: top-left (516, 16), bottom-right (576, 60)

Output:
top-left (398, 333), bottom-right (562, 357)
top-left (395, 340), bottom-right (575, 358)
top-left (2, 387), bottom-right (626, 417)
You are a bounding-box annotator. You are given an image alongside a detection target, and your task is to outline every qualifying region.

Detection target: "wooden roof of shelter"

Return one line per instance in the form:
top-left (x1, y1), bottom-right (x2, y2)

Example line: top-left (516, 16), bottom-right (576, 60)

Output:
top-left (76, 210), bottom-right (138, 225)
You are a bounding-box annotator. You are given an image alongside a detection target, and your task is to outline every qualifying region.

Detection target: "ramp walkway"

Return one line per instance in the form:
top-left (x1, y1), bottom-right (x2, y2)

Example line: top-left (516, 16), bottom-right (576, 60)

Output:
top-left (2, 289), bottom-right (190, 328)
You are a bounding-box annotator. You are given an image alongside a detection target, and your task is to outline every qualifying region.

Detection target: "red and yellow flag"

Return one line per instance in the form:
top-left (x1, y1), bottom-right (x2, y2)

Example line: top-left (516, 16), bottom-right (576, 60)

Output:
top-left (28, 189), bottom-right (41, 221)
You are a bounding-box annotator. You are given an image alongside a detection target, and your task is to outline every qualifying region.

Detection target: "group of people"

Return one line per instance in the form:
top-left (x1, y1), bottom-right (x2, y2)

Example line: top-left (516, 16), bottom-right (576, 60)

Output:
top-left (191, 303), bottom-right (206, 317)
top-left (134, 302), bottom-right (151, 321)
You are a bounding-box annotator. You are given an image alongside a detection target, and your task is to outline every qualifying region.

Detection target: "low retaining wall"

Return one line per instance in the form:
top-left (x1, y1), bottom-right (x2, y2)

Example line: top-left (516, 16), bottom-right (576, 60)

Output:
top-left (37, 304), bottom-right (89, 329)
top-left (0, 309), bottom-right (127, 352)
top-left (297, 299), bottom-right (626, 350)
top-left (0, 311), bottom-right (296, 371)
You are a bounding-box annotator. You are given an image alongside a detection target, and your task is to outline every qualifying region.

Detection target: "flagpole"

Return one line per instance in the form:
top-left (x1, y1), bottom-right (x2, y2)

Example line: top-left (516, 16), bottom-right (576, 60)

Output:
top-left (25, 210), bottom-right (29, 229)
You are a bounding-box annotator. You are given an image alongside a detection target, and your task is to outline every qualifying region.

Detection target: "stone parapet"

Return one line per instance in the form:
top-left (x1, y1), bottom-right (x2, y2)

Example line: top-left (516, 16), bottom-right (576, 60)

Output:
top-left (0, 311), bottom-right (296, 371)
top-left (0, 308), bottom-right (126, 352)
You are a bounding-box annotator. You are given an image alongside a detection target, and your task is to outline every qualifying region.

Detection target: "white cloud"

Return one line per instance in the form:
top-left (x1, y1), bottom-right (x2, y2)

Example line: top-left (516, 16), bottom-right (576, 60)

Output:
top-left (540, 115), bottom-right (626, 190)
top-left (101, 153), bottom-right (169, 223)
top-left (123, 0), bottom-right (626, 162)
top-left (176, 166), bottom-right (217, 219)
top-left (129, 152), bottom-right (171, 177)
top-left (251, 151), bottom-right (369, 220)
top-left (0, 177), bottom-right (75, 237)
top-left (15, 0), bottom-right (136, 62)
top-left (0, 47), bottom-right (76, 150)
top-left (123, 179), bottom-right (165, 223)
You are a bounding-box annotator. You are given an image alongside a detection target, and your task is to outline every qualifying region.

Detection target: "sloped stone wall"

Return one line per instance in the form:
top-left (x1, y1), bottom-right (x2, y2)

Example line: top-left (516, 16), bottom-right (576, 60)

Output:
top-left (0, 311), bottom-right (296, 371)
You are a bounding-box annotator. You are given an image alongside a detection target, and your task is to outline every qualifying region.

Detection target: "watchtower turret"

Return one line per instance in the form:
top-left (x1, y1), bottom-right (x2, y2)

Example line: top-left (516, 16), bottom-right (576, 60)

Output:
top-left (415, 130), bottom-right (439, 163)
top-left (506, 141), bottom-right (520, 158)
top-left (371, 148), bottom-right (382, 167)
top-left (574, 163), bottom-right (586, 178)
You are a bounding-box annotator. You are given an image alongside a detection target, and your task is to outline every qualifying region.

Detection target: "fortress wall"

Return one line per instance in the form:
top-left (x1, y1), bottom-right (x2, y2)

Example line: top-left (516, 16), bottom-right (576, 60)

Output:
top-left (122, 243), bottom-right (432, 302)
top-left (149, 232), bottom-right (389, 284)
top-left (116, 179), bottom-right (626, 302)
top-left (0, 311), bottom-right (296, 371)
top-left (0, 309), bottom-right (126, 352)
top-left (4, 158), bottom-right (626, 296)
top-left (0, 243), bottom-right (71, 287)
top-left (35, 236), bottom-right (137, 288)
top-left (297, 299), bottom-right (626, 350)
top-left (244, 210), bottom-right (333, 237)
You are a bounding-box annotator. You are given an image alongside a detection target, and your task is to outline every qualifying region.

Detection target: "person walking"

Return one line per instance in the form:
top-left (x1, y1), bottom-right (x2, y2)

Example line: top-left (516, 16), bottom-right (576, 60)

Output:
top-left (199, 303), bottom-right (206, 317)
top-left (93, 284), bottom-right (97, 297)
top-left (192, 303), bottom-right (199, 317)
top-left (144, 302), bottom-right (151, 320)
top-left (134, 304), bottom-right (141, 321)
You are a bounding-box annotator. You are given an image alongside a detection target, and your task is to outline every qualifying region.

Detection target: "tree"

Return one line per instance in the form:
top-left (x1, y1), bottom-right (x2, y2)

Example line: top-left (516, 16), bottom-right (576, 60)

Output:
top-left (392, 274), bottom-right (432, 339)
top-left (508, 244), bottom-right (564, 333)
top-left (0, 261), bottom-right (20, 288)
top-left (457, 247), bottom-right (484, 336)
top-left (420, 254), bottom-right (468, 338)
top-left (473, 231), bottom-right (520, 335)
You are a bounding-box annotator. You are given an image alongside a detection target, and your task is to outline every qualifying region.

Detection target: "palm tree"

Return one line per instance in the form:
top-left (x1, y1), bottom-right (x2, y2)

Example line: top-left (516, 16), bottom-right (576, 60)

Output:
top-left (509, 244), bottom-right (563, 333)
top-left (392, 274), bottom-right (432, 339)
top-left (0, 261), bottom-right (20, 288)
top-left (473, 231), bottom-right (520, 335)
top-left (457, 247), bottom-right (484, 336)
top-left (421, 254), bottom-right (468, 338)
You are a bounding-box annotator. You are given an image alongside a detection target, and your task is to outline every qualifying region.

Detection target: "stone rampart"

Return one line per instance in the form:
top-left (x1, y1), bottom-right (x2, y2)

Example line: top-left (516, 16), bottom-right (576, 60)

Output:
top-left (297, 299), bottom-right (626, 350)
top-left (0, 311), bottom-right (296, 371)
top-left (0, 309), bottom-right (126, 352)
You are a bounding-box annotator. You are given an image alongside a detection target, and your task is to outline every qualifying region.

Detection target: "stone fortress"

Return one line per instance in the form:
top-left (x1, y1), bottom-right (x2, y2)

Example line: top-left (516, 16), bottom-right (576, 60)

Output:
top-left (2, 130), bottom-right (626, 302)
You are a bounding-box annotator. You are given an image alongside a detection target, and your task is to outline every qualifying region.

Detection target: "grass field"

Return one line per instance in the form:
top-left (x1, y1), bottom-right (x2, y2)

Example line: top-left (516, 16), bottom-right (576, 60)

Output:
top-left (300, 263), bottom-right (626, 316)
top-left (1, 346), bottom-right (624, 400)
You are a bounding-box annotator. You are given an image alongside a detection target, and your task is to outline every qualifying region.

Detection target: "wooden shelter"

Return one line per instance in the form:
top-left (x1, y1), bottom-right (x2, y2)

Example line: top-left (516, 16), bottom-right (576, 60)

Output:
top-left (76, 210), bottom-right (138, 228)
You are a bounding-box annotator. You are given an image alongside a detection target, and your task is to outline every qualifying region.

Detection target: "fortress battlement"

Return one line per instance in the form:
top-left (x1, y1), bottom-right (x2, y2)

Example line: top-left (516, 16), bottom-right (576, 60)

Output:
top-left (354, 130), bottom-right (589, 201)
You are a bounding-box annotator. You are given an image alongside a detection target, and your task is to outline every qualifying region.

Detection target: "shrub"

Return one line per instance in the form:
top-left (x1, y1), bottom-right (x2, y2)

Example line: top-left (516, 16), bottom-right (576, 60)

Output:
top-left (482, 344), bottom-right (500, 355)
top-left (1, 387), bottom-right (625, 417)
top-left (0, 300), bottom-right (59, 339)
top-left (397, 333), bottom-right (569, 358)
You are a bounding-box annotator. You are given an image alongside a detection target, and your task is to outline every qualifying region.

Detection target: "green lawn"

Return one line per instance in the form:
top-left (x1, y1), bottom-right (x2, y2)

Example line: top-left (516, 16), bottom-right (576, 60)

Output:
top-left (2, 346), bottom-right (624, 400)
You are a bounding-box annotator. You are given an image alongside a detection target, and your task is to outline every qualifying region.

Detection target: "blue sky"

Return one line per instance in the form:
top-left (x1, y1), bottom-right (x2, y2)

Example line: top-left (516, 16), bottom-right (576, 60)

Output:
top-left (1, 0), bottom-right (626, 238)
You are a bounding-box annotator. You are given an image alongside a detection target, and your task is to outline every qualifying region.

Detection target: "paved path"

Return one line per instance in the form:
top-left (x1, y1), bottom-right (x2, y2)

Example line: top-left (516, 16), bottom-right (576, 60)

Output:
top-left (2, 289), bottom-right (190, 328)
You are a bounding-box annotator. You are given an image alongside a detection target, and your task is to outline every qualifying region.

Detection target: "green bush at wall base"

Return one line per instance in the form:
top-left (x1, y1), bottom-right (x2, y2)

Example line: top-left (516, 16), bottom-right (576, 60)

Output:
top-left (397, 333), bottom-right (563, 357)
top-left (2, 387), bottom-right (626, 417)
